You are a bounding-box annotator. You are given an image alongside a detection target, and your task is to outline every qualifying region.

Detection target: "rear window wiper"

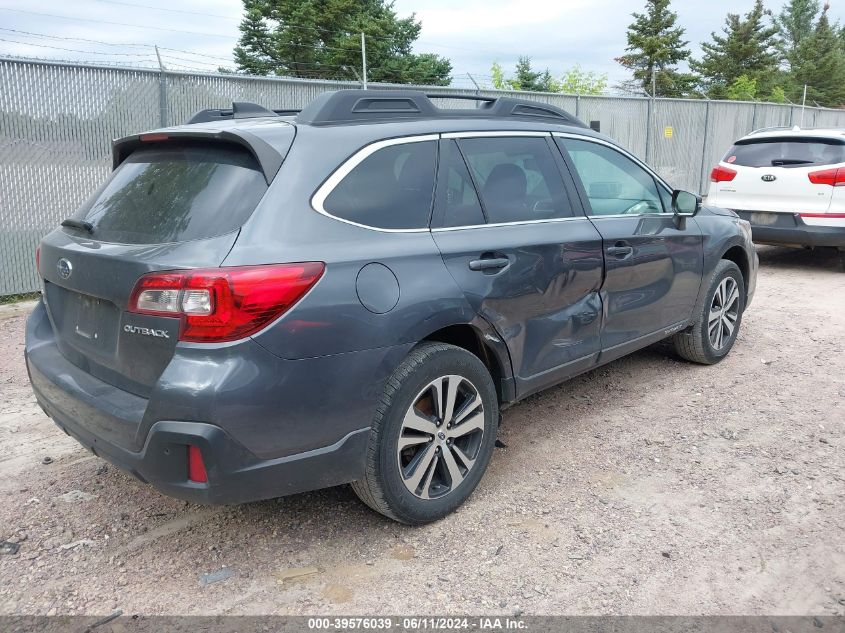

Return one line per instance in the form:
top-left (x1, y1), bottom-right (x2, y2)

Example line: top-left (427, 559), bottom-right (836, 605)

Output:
top-left (771, 159), bottom-right (814, 166)
top-left (61, 218), bottom-right (94, 233)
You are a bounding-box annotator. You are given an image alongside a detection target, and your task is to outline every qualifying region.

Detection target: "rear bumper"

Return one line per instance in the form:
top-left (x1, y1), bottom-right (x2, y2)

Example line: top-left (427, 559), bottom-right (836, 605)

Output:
top-left (24, 300), bottom-right (405, 504)
top-left (28, 353), bottom-right (369, 503)
top-left (31, 364), bottom-right (369, 504)
top-left (735, 211), bottom-right (845, 248)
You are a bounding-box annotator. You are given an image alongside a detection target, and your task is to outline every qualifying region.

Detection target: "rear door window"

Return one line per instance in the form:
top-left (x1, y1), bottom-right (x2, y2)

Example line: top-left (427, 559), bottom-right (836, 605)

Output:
top-left (725, 137), bottom-right (845, 167)
top-left (72, 142), bottom-right (268, 245)
top-left (457, 136), bottom-right (574, 224)
top-left (322, 140), bottom-right (437, 230)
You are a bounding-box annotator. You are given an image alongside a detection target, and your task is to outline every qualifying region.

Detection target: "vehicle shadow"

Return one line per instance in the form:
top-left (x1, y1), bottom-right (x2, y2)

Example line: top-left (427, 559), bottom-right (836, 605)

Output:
top-left (756, 244), bottom-right (843, 273)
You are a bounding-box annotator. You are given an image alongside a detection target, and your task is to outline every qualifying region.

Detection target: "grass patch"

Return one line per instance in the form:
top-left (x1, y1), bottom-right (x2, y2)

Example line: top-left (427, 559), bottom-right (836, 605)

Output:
top-left (0, 292), bottom-right (40, 305)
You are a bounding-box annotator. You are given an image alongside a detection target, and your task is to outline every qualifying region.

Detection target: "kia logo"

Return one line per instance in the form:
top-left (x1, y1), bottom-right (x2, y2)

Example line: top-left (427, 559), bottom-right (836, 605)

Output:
top-left (761, 174), bottom-right (777, 182)
top-left (57, 258), bottom-right (73, 280)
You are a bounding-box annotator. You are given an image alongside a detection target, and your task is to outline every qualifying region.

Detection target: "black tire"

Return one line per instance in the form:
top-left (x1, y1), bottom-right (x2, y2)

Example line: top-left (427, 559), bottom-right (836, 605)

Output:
top-left (351, 342), bottom-right (498, 524)
top-left (673, 259), bottom-right (746, 365)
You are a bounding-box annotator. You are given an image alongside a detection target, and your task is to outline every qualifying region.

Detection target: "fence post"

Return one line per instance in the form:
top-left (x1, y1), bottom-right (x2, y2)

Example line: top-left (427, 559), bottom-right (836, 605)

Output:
top-left (698, 99), bottom-right (711, 195)
top-left (158, 72), bottom-right (168, 127)
top-left (575, 94), bottom-right (581, 119)
top-left (155, 46), bottom-right (168, 127)
top-left (645, 97), bottom-right (653, 163)
top-left (751, 102), bottom-right (758, 131)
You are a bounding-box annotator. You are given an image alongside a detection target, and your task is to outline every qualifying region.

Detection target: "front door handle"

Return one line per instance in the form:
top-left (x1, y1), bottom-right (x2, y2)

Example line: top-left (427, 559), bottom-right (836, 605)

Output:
top-left (606, 245), bottom-right (633, 258)
top-left (469, 257), bottom-right (509, 272)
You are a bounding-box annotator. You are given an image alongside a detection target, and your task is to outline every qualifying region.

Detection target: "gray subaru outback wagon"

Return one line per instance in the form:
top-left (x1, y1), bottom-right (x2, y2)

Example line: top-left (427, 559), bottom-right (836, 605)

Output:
top-left (26, 91), bottom-right (758, 524)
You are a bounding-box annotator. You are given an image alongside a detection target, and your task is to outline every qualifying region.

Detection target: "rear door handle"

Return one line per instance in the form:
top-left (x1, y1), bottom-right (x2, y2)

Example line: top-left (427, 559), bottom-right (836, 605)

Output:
top-left (606, 245), bottom-right (633, 258)
top-left (469, 257), bottom-right (509, 272)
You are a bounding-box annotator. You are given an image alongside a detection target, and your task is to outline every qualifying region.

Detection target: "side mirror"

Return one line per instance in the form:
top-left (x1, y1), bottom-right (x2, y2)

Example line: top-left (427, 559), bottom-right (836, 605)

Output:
top-left (672, 190), bottom-right (701, 217)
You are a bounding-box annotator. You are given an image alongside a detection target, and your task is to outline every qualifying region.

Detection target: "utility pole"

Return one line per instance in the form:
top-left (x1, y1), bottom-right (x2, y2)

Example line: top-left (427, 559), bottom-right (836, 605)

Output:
top-left (360, 32), bottom-right (367, 89)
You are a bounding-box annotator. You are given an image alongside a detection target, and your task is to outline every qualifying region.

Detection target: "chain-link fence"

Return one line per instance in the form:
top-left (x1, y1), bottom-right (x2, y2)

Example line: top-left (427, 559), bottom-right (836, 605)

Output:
top-left (3, 56), bottom-right (845, 296)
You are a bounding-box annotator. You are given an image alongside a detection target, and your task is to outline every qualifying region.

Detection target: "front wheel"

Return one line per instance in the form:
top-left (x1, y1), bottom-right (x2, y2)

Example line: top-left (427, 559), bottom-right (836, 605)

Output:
top-left (673, 259), bottom-right (746, 365)
top-left (351, 342), bottom-right (498, 524)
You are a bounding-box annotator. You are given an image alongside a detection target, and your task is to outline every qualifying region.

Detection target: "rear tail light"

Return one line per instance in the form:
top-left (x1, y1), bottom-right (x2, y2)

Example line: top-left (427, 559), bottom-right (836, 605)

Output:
top-left (128, 263), bottom-right (325, 342)
top-left (710, 165), bottom-right (737, 182)
top-left (187, 445), bottom-right (208, 483)
top-left (808, 167), bottom-right (845, 186)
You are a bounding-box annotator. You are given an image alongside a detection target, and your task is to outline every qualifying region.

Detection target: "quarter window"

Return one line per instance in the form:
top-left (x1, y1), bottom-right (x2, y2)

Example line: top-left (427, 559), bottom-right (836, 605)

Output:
top-left (438, 140), bottom-right (486, 228)
top-left (458, 137), bottom-right (573, 224)
top-left (557, 138), bottom-right (664, 216)
top-left (322, 140), bottom-right (436, 229)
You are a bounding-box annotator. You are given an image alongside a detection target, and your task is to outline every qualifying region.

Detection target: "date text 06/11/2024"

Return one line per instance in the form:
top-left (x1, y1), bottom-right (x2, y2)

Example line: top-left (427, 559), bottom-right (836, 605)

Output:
top-left (306, 617), bottom-right (528, 630)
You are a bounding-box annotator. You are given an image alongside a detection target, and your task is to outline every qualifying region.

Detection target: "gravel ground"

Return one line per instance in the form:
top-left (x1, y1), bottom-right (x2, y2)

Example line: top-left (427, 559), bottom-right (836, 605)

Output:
top-left (0, 245), bottom-right (843, 616)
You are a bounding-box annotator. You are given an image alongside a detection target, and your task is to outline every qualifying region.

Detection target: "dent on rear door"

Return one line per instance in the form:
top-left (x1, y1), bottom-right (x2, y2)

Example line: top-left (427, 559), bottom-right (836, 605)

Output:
top-left (432, 221), bottom-right (604, 382)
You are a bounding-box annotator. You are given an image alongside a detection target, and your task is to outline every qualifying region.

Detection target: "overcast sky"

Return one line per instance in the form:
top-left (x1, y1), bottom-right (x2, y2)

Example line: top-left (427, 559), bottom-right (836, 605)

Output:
top-left (1, 0), bottom-right (845, 89)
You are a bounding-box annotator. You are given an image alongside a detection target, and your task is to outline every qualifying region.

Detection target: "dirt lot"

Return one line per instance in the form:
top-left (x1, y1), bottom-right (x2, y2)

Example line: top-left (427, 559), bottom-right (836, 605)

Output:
top-left (0, 245), bottom-right (843, 616)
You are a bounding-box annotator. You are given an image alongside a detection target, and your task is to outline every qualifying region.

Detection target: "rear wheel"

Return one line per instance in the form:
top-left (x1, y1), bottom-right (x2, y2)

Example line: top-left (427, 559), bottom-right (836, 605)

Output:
top-left (351, 342), bottom-right (498, 524)
top-left (673, 259), bottom-right (745, 365)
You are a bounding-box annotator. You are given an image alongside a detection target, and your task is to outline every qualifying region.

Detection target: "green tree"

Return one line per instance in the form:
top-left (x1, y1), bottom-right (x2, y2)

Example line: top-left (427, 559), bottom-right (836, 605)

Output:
top-left (489, 60), bottom-right (607, 95)
top-left (491, 61), bottom-right (507, 90)
top-left (691, 0), bottom-right (781, 100)
top-left (790, 6), bottom-right (845, 107)
top-left (776, 0), bottom-right (820, 58)
top-left (557, 65), bottom-right (608, 95)
top-left (510, 56), bottom-right (545, 91)
top-left (725, 74), bottom-right (757, 100)
top-left (233, 0), bottom-right (452, 85)
top-left (616, 0), bottom-right (694, 97)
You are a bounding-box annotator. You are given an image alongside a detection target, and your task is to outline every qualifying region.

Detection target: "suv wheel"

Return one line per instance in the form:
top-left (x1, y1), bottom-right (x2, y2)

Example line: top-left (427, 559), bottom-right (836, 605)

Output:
top-left (673, 259), bottom-right (745, 365)
top-left (351, 342), bottom-right (498, 524)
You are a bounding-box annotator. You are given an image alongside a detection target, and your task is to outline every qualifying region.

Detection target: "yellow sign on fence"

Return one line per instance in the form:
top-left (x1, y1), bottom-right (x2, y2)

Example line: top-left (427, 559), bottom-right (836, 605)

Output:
top-left (664, 126), bottom-right (674, 139)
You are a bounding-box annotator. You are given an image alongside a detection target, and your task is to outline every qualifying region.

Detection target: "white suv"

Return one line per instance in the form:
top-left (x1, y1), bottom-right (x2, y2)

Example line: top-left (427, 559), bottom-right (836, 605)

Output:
top-left (707, 127), bottom-right (845, 266)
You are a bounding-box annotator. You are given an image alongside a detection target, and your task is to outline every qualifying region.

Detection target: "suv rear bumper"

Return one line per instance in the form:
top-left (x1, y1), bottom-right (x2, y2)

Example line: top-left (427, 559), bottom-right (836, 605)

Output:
top-left (735, 211), bottom-right (845, 248)
top-left (30, 362), bottom-right (369, 504)
top-left (24, 300), bottom-right (400, 504)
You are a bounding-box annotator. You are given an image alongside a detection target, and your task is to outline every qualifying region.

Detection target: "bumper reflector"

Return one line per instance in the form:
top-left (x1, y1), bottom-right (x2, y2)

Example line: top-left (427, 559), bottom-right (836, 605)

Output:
top-left (187, 445), bottom-right (208, 483)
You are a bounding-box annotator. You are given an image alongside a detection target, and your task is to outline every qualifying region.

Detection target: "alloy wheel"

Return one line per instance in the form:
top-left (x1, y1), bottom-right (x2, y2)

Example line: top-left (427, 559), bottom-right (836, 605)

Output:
top-left (397, 374), bottom-right (485, 500)
top-left (708, 277), bottom-right (740, 350)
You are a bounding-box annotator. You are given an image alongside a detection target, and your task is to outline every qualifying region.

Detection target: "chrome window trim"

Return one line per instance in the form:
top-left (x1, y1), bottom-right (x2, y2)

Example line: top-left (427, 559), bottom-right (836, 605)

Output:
top-left (432, 216), bottom-right (587, 232)
top-left (586, 213), bottom-right (673, 220)
top-left (551, 131), bottom-right (677, 218)
top-left (442, 130), bottom-right (551, 139)
top-left (310, 134), bottom-right (439, 234)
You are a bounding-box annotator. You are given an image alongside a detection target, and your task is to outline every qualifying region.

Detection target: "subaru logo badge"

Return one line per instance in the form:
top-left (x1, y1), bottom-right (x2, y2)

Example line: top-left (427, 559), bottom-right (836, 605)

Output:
top-left (761, 174), bottom-right (777, 182)
top-left (57, 258), bottom-right (73, 280)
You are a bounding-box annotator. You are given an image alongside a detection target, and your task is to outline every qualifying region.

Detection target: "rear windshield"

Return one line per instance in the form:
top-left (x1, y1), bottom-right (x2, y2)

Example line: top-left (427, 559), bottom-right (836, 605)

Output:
top-left (71, 142), bottom-right (268, 244)
top-left (724, 137), bottom-right (845, 168)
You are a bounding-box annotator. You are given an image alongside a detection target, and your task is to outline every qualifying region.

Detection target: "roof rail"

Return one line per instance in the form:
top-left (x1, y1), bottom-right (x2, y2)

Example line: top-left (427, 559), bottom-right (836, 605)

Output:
top-left (295, 90), bottom-right (586, 127)
top-left (185, 101), bottom-right (299, 125)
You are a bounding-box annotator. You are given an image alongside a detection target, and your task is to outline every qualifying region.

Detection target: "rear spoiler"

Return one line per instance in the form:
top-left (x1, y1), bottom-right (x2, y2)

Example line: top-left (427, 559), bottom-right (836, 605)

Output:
top-left (112, 125), bottom-right (295, 185)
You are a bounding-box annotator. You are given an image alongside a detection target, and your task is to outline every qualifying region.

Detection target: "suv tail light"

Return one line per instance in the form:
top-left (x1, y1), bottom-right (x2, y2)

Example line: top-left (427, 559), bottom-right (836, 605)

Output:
top-left (128, 263), bottom-right (325, 343)
top-left (808, 167), bottom-right (845, 186)
top-left (710, 165), bottom-right (737, 182)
